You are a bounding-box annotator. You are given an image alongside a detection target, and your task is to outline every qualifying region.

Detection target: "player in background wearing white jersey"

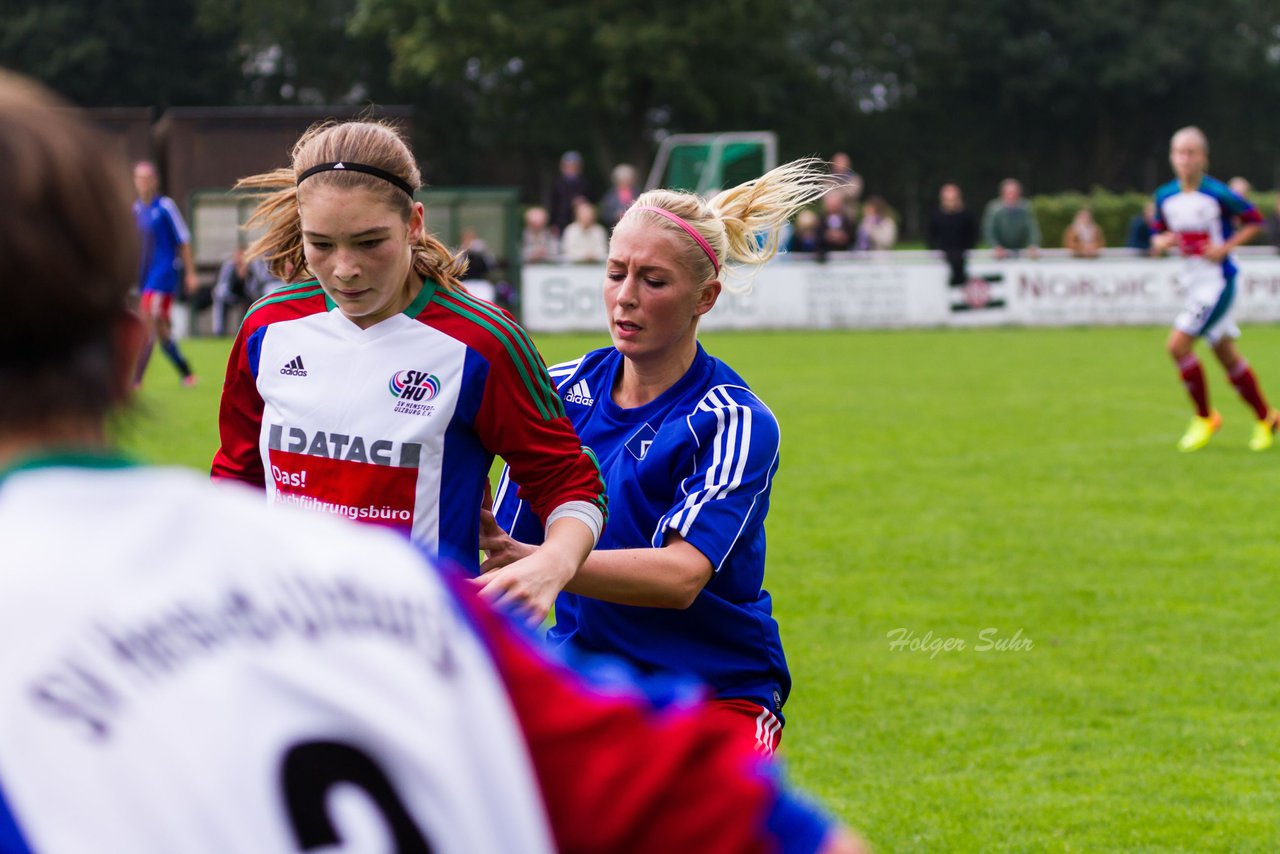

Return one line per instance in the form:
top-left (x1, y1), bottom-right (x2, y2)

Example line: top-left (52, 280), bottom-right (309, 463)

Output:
top-left (1152, 126), bottom-right (1278, 452)
top-left (213, 120), bottom-right (607, 603)
top-left (0, 71), bottom-right (868, 854)
top-left (483, 160), bottom-right (833, 755)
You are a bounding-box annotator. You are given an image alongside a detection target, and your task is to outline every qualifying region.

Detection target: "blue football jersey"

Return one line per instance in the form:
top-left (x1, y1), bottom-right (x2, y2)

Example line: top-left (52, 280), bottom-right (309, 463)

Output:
top-left (493, 343), bottom-right (791, 718)
top-left (133, 196), bottom-right (190, 294)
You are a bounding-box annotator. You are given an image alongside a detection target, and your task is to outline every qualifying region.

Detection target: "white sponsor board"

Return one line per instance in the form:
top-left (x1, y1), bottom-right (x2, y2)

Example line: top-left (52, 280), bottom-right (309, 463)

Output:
top-left (520, 252), bottom-right (1280, 333)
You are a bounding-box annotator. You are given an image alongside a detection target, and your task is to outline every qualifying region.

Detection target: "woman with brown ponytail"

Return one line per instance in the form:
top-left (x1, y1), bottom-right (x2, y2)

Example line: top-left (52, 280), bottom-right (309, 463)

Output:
top-left (212, 120), bottom-right (606, 612)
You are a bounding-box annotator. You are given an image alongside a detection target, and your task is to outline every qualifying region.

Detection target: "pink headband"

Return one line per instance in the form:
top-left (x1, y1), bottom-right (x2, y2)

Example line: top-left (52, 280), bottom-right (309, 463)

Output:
top-left (630, 205), bottom-right (720, 274)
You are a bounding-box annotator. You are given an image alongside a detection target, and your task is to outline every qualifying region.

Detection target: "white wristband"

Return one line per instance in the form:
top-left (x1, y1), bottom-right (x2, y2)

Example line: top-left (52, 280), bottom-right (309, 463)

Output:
top-left (546, 500), bottom-right (604, 546)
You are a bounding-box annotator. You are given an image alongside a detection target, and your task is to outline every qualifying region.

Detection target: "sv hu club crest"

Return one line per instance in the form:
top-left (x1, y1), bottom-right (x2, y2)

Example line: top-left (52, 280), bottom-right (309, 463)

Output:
top-left (388, 370), bottom-right (441, 402)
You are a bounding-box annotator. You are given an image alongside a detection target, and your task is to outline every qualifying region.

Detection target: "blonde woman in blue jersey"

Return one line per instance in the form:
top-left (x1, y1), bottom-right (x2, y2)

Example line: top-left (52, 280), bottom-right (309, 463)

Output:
top-left (1152, 127), bottom-right (1277, 452)
top-left (483, 160), bottom-right (833, 755)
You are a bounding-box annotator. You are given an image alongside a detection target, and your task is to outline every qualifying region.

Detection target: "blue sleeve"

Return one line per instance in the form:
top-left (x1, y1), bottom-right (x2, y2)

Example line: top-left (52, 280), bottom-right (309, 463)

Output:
top-left (766, 784), bottom-right (839, 854)
top-left (652, 386), bottom-right (780, 571)
top-left (245, 325), bottom-right (267, 380)
top-left (0, 775), bottom-right (34, 853)
top-left (492, 464), bottom-right (546, 546)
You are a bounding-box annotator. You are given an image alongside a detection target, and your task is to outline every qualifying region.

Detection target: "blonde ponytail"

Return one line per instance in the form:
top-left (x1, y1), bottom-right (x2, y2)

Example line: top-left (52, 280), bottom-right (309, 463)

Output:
top-left (621, 157), bottom-right (834, 293)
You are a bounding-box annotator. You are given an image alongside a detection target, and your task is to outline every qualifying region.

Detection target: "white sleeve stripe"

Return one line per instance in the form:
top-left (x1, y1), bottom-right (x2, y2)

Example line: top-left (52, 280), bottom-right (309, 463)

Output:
top-left (671, 387), bottom-right (753, 535)
top-left (547, 357), bottom-right (583, 390)
top-left (158, 196), bottom-right (192, 244)
top-left (492, 466), bottom-right (511, 510)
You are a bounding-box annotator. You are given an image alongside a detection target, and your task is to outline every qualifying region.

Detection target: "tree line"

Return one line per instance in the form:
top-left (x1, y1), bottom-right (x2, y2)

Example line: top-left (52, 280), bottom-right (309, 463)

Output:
top-left (5, 0), bottom-right (1279, 235)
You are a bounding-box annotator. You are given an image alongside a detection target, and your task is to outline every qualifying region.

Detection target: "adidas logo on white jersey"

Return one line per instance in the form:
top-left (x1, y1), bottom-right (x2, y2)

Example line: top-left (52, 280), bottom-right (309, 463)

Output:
top-left (564, 378), bottom-right (594, 406)
top-left (280, 356), bottom-right (308, 377)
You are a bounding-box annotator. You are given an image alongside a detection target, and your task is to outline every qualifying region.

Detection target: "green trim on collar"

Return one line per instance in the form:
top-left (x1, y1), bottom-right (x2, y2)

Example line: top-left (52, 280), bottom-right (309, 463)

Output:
top-left (404, 279), bottom-right (438, 318)
top-left (0, 450), bottom-right (134, 484)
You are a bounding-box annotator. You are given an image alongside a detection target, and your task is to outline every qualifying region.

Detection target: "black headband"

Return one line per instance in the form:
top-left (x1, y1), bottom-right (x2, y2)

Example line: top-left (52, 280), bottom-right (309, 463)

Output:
top-left (297, 161), bottom-right (415, 197)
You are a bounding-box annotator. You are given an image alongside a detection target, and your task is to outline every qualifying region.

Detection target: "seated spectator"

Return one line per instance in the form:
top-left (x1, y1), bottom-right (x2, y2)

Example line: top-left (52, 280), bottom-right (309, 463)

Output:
top-left (1228, 176), bottom-right (1253, 198)
top-left (1126, 201), bottom-right (1159, 255)
top-left (788, 209), bottom-right (823, 255)
top-left (560, 198), bottom-right (608, 262)
top-left (855, 196), bottom-right (897, 250)
top-left (982, 178), bottom-right (1041, 259)
top-left (521, 205), bottom-right (558, 264)
top-left (1063, 207), bottom-right (1105, 258)
top-left (926, 182), bottom-right (978, 285)
top-left (599, 163), bottom-right (639, 229)
top-left (460, 227), bottom-right (499, 302)
top-left (819, 190), bottom-right (855, 252)
top-left (211, 246), bottom-right (282, 336)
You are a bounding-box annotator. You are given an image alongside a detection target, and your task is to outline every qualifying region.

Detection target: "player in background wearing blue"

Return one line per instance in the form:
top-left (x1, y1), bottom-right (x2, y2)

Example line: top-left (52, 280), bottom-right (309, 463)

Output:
top-left (1152, 126), bottom-right (1277, 452)
top-left (132, 159), bottom-right (198, 387)
top-left (0, 71), bottom-right (868, 854)
top-left (483, 159), bottom-right (833, 755)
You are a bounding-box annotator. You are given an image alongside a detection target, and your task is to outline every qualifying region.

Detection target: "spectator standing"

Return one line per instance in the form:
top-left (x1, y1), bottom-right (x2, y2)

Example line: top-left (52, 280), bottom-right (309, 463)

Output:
top-left (982, 178), bottom-right (1042, 259)
top-left (561, 199), bottom-right (609, 262)
top-left (1063, 208), bottom-right (1105, 258)
top-left (854, 196), bottom-right (898, 251)
top-left (521, 205), bottom-right (558, 264)
top-left (926, 183), bottom-right (979, 285)
top-left (1265, 197), bottom-right (1280, 251)
top-left (599, 163), bottom-right (639, 229)
top-left (548, 150), bottom-right (591, 236)
top-left (1126, 201), bottom-right (1159, 255)
top-left (829, 151), bottom-right (863, 222)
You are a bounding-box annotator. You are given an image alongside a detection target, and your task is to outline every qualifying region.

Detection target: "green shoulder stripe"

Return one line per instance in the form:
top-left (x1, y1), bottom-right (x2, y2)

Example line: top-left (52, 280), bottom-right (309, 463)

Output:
top-left (581, 446), bottom-right (609, 517)
top-left (433, 290), bottom-right (564, 421)
top-left (242, 285), bottom-right (327, 325)
top-left (450, 288), bottom-right (565, 418)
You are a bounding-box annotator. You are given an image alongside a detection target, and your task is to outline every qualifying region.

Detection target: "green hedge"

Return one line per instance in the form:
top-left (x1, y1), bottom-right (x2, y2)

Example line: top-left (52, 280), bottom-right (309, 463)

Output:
top-left (1030, 188), bottom-right (1278, 249)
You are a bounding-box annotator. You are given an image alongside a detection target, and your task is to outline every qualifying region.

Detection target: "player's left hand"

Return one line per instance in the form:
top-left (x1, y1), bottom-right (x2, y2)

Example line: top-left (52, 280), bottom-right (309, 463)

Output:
top-left (470, 548), bottom-right (575, 626)
top-left (1203, 244), bottom-right (1229, 262)
top-left (185, 272), bottom-right (199, 295)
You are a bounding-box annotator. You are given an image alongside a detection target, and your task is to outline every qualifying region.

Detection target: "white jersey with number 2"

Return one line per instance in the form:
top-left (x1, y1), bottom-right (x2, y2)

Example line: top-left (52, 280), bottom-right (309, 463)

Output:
top-left (0, 459), bottom-right (553, 854)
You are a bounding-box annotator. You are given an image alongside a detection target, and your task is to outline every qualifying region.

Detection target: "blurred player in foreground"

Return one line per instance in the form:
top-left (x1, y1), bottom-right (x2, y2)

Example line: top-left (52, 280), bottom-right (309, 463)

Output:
top-left (485, 159), bottom-right (832, 755)
top-left (0, 70), bottom-right (867, 854)
top-left (1152, 127), bottom-right (1277, 452)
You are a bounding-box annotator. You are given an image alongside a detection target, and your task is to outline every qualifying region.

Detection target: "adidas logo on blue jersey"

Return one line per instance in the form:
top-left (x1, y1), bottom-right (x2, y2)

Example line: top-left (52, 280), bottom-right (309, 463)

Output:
top-left (564, 378), bottom-right (594, 406)
top-left (280, 356), bottom-right (308, 377)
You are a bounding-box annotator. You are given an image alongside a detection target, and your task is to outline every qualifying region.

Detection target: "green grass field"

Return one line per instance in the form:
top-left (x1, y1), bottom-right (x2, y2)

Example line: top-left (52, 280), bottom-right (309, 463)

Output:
top-left (118, 325), bottom-right (1280, 852)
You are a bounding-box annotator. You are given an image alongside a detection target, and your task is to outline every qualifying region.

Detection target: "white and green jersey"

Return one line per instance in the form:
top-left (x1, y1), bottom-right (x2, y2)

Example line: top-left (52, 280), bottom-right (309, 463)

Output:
top-left (0, 457), bottom-right (553, 853)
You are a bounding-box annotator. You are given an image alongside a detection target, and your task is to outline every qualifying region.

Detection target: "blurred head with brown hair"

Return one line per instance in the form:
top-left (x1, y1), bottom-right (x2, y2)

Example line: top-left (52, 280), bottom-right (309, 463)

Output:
top-left (0, 69), bottom-right (141, 440)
